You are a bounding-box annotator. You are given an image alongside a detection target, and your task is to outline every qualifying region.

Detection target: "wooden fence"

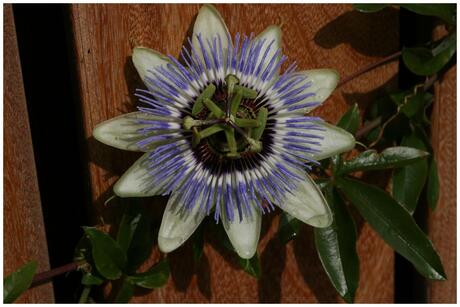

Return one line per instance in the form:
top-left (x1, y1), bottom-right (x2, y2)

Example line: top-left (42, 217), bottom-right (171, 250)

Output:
top-left (4, 3), bottom-right (456, 303)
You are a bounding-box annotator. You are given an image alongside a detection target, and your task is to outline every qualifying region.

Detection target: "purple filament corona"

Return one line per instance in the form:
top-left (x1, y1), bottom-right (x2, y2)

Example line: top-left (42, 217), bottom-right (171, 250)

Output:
top-left (133, 32), bottom-right (325, 223)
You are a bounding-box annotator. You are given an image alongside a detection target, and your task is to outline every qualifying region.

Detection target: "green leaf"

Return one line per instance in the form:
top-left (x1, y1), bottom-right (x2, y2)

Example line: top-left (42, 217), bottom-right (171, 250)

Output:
top-left (427, 159), bottom-right (440, 210)
top-left (337, 103), bottom-right (360, 135)
top-left (339, 146), bottom-right (429, 174)
top-left (4, 261), bottom-right (38, 303)
top-left (116, 203), bottom-right (154, 273)
top-left (81, 272), bottom-right (104, 286)
top-left (400, 92), bottom-right (433, 119)
top-left (393, 134), bottom-right (429, 214)
top-left (400, 4), bottom-right (456, 24)
top-left (336, 177), bottom-right (446, 280)
top-left (278, 212), bottom-right (302, 244)
top-left (113, 279), bottom-right (135, 303)
top-left (353, 4), bottom-right (387, 13)
top-left (315, 187), bottom-right (359, 303)
top-left (238, 254), bottom-right (261, 279)
top-left (127, 259), bottom-right (170, 289)
top-left (402, 33), bottom-right (456, 76)
top-left (84, 227), bottom-right (127, 280)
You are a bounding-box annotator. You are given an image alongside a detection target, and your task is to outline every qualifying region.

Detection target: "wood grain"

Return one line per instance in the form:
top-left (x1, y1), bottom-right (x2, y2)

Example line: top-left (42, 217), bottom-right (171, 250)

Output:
top-left (427, 63), bottom-right (456, 303)
top-left (70, 4), bottom-right (399, 302)
top-left (3, 4), bottom-right (54, 303)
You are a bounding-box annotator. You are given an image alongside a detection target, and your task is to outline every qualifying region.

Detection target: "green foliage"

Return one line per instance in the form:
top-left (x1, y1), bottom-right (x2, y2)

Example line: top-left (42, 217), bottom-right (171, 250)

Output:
top-left (339, 146), bottom-right (429, 174)
top-left (336, 177), bottom-right (446, 280)
top-left (3, 261), bottom-right (38, 303)
top-left (315, 187), bottom-right (359, 303)
top-left (278, 212), bottom-right (302, 244)
top-left (83, 227), bottom-right (127, 280)
top-left (336, 103), bottom-right (360, 135)
top-left (113, 280), bottom-right (135, 303)
top-left (81, 272), bottom-right (104, 286)
top-left (116, 202), bottom-right (155, 273)
top-left (402, 33), bottom-right (456, 76)
top-left (237, 254), bottom-right (261, 279)
top-left (392, 133), bottom-right (429, 214)
top-left (75, 202), bottom-right (169, 303)
top-left (127, 260), bottom-right (170, 289)
top-left (399, 92), bottom-right (433, 119)
top-left (400, 4), bottom-right (456, 24)
top-left (354, 3), bottom-right (456, 76)
top-left (354, 3), bottom-right (456, 24)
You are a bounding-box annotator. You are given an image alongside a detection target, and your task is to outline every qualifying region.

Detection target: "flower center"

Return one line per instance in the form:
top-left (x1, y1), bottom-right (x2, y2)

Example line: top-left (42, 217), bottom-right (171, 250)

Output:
top-left (183, 74), bottom-right (267, 159)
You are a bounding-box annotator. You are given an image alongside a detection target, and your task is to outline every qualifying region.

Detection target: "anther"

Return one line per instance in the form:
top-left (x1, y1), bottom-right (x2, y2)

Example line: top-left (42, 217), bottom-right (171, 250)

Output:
top-left (225, 74), bottom-right (239, 96)
top-left (234, 85), bottom-right (258, 99)
top-left (183, 116), bottom-right (197, 130)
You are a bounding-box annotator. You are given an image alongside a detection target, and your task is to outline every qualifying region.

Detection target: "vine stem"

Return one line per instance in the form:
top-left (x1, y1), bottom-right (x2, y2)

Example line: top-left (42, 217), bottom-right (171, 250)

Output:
top-left (355, 117), bottom-right (382, 140)
top-left (30, 262), bottom-right (81, 288)
top-left (337, 50), bottom-right (402, 88)
top-left (78, 286), bottom-right (91, 304)
top-left (354, 73), bottom-right (438, 145)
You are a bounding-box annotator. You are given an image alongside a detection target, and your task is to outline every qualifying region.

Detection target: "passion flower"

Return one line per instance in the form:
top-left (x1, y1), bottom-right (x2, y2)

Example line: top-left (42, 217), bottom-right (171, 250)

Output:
top-left (93, 4), bottom-right (355, 259)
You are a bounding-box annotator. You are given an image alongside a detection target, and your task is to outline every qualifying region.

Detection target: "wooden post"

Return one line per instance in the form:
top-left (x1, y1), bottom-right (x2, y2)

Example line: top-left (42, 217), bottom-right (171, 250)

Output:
top-left (4, 4), bottom-right (54, 303)
top-left (427, 64), bottom-right (456, 303)
top-left (70, 4), bottom-right (397, 302)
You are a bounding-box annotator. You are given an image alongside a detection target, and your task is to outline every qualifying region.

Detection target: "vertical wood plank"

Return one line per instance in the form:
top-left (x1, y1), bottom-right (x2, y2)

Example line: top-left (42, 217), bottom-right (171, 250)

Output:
top-left (70, 4), bottom-right (398, 302)
top-left (3, 4), bottom-right (54, 303)
top-left (427, 64), bottom-right (456, 303)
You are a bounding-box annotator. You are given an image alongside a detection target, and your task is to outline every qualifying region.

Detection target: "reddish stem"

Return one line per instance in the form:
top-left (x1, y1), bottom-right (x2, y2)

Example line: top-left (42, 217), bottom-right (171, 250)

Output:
top-left (30, 262), bottom-right (80, 288)
top-left (338, 51), bottom-right (402, 88)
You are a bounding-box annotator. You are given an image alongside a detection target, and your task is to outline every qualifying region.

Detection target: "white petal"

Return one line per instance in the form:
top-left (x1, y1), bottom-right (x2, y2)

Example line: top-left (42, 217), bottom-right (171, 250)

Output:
top-left (309, 121), bottom-right (355, 161)
top-left (254, 25), bottom-right (282, 76)
top-left (93, 111), bottom-right (160, 152)
top-left (274, 69), bottom-right (339, 116)
top-left (192, 4), bottom-right (230, 55)
top-left (132, 47), bottom-right (170, 83)
top-left (158, 194), bottom-right (206, 253)
top-left (281, 173), bottom-right (332, 228)
top-left (221, 208), bottom-right (262, 259)
top-left (305, 69), bottom-right (339, 107)
top-left (113, 152), bottom-right (156, 197)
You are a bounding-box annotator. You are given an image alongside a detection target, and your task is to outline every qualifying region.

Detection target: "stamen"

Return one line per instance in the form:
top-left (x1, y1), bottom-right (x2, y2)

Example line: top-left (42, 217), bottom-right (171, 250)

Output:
top-left (234, 85), bottom-right (258, 99)
top-left (230, 88), bottom-right (243, 116)
top-left (228, 121), bottom-right (262, 153)
top-left (200, 124), bottom-right (225, 139)
top-left (224, 127), bottom-right (238, 157)
top-left (234, 118), bottom-right (260, 128)
top-left (203, 98), bottom-right (225, 118)
top-left (251, 107), bottom-right (268, 140)
top-left (192, 83), bottom-right (216, 116)
top-left (183, 116), bottom-right (223, 130)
